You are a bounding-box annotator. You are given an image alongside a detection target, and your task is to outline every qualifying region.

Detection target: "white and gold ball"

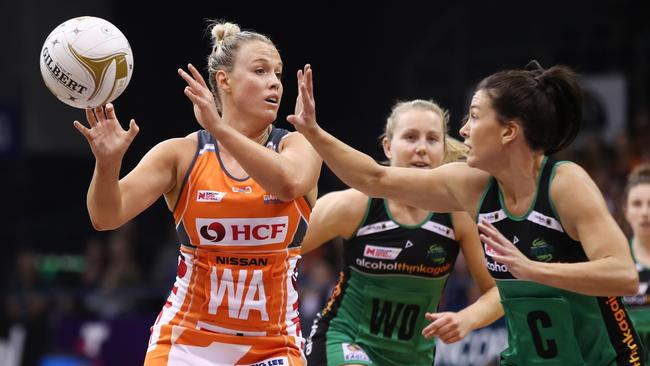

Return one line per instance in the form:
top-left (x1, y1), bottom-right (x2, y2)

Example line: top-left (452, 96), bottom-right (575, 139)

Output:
top-left (39, 16), bottom-right (134, 109)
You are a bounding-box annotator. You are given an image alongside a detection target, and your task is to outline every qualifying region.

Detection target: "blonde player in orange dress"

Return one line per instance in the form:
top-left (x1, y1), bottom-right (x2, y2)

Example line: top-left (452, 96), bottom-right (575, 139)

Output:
top-left (73, 21), bottom-right (322, 366)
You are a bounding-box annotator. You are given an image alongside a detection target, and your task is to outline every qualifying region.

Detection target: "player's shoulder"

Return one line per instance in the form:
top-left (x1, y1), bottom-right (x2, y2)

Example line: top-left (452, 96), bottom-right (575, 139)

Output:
top-left (550, 161), bottom-right (592, 190)
top-left (322, 188), bottom-right (369, 204)
top-left (315, 188), bottom-right (369, 216)
top-left (145, 133), bottom-right (198, 162)
top-left (157, 133), bottom-right (197, 150)
top-left (183, 130), bottom-right (200, 140)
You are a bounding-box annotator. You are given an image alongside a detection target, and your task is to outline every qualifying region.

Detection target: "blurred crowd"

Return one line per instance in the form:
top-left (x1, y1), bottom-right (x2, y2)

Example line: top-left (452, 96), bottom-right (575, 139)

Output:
top-left (1, 103), bottom-right (648, 365)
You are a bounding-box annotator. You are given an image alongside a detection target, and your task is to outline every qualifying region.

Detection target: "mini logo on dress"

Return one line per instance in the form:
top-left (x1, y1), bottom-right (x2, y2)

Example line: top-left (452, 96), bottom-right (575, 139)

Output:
top-left (342, 343), bottom-right (370, 362)
top-left (232, 186), bottom-right (253, 194)
top-left (363, 245), bottom-right (402, 260)
top-left (196, 190), bottom-right (226, 202)
top-left (484, 242), bottom-right (497, 257)
top-left (263, 194), bottom-right (283, 204)
top-left (427, 244), bottom-right (447, 265)
top-left (530, 237), bottom-right (553, 262)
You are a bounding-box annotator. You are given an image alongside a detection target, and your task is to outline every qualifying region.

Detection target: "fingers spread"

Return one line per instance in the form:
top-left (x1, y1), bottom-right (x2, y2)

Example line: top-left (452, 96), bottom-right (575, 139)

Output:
top-left (480, 233), bottom-right (506, 254)
top-left (73, 120), bottom-right (91, 139)
top-left (477, 221), bottom-right (496, 237)
top-left (188, 63), bottom-right (208, 88)
top-left (184, 86), bottom-right (199, 103)
top-left (94, 106), bottom-right (106, 122)
top-left (178, 68), bottom-right (197, 88)
top-left (105, 103), bottom-right (117, 121)
top-left (85, 108), bottom-right (98, 127)
top-left (127, 119), bottom-right (140, 139)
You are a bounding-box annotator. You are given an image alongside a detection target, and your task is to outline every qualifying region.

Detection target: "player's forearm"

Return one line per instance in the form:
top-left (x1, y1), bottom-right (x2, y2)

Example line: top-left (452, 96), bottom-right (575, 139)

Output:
top-left (87, 161), bottom-right (124, 230)
top-left (459, 287), bottom-right (504, 330)
top-left (527, 257), bottom-right (639, 296)
top-left (214, 126), bottom-right (314, 200)
top-left (301, 126), bottom-right (384, 197)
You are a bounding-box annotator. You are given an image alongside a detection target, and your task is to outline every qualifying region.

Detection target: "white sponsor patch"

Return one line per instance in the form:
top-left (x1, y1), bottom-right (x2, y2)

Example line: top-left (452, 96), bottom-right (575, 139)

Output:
top-left (232, 186), bottom-right (253, 194)
top-left (357, 220), bottom-right (398, 236)
top-left (363, 244), bottom-right (402, 260)
top-left (196, 190), bottom-right (226, 202)
top-left (422, 221), bottom-right (455, 239)
top-left (196, 217), bottom-right (288, 245)
top-left (342, 343), bottom-right (371, 362)
top-left (478, 209), bottom-right (507, 224)
top-left (527, 210), bottom-right (564, 233)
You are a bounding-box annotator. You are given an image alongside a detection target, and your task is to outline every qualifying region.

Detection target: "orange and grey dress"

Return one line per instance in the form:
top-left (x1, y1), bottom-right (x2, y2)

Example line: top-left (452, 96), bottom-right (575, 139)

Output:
top-left (144, 128), bottom-right (311, 366)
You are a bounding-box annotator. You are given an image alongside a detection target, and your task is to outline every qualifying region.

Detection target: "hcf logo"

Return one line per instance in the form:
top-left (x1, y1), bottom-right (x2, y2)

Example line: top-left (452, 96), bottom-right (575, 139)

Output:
top-left (196, 217), bottom-right (288, 245)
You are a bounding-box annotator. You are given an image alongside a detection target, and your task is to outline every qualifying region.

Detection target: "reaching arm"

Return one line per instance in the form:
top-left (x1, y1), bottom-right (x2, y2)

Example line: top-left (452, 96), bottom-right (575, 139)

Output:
top-left (178, 64), bottom-right (321, 201)
top-left (74, 104), bottom-right (181, 231)
top-left (301, 189), bottom-right (368, 254)
top-left (479, 163), bottom-right (638, 296)
top-left (286, 65), bottom-right (487, 213)
top-left (87, 140), bottom-right (182, 230)
top-left (422, 212), bottom-right (503, 343)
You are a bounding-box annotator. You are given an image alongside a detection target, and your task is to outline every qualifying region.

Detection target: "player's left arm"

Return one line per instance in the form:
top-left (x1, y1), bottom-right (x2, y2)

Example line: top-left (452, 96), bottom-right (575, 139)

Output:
top-left (543, 163), bottom-right (638, 295)
top-left (480, 162), bottom-right (638, 296)
top-left (422, 212), bottom-right (503, 344)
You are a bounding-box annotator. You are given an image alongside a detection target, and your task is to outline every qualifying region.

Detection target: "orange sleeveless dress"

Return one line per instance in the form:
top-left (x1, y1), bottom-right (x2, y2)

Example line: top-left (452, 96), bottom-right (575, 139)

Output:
top-left (144, 128), bottom-right (310, 366)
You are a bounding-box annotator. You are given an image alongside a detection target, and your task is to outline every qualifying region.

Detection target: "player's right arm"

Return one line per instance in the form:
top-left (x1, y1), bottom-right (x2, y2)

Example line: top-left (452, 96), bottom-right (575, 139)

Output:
top-left (286, 67), bottom-right (485, 214)
top-left (301, 189), bottom-right (368, 254)
top-left (74, 103), bottom-right (183, 230)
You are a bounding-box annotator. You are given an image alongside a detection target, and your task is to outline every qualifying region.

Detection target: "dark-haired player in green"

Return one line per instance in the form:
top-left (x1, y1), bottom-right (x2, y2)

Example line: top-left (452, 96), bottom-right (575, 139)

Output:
top-left (289, 62), bottom-right (644, 365)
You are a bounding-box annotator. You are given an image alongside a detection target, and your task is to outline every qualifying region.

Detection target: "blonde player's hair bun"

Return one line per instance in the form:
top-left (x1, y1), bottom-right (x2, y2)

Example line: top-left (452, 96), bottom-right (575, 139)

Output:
top-left (211, 22), bottom-right (241, 48)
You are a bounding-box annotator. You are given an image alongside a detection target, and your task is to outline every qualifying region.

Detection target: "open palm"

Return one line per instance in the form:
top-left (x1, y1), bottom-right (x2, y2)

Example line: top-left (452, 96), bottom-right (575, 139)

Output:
top-left (73, 104), bottom-right (139, 163)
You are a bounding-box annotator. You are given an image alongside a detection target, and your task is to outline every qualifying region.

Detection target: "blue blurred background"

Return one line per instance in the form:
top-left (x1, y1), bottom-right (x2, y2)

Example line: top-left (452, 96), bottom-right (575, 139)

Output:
top-left (1, 1), bottom-right (648, 365)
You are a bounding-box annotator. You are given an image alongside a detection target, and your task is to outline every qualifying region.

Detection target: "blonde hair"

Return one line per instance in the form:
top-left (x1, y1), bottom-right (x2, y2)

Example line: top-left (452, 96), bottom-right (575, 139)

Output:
top-left (381, 99), bottom-right (467, 163)
top-left (206, 20), bottom-right (276, 112)
top-left (444, 136), bottom-right (469, 163)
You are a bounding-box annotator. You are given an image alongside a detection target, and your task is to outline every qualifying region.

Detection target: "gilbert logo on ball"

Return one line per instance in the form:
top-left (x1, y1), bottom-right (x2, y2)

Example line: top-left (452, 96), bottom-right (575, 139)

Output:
top-left (40, 16), bottom-right (134, 109)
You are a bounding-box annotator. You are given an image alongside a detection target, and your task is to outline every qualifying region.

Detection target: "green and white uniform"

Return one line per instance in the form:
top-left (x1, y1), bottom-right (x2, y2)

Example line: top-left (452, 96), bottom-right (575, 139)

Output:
top-left (479, 156), bottom-right (644, 365)
top-left (623, 240), bottom-right (650, 363)
top-left (305, 198), bottom-right (460, 366)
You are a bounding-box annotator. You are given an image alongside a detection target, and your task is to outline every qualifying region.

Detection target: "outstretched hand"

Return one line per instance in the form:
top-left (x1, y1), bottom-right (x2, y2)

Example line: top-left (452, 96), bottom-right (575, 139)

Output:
top-left (178, 63), bottom-right (221, 130)
top-left (478, 219), bottom-right (533, 279)
top-left (286, 64), bottom-right (318, 134)
top-left (73, 103), bottom-right (139, 164)
top-left (421, 312), bottom-right (472, 344)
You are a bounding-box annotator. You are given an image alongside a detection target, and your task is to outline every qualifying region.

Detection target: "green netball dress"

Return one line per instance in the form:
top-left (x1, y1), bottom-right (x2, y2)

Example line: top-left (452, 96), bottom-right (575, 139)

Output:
top-left (305, 197), bottom-right (460, 366)
top-left (478, 156), bottom-right (644, 365)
